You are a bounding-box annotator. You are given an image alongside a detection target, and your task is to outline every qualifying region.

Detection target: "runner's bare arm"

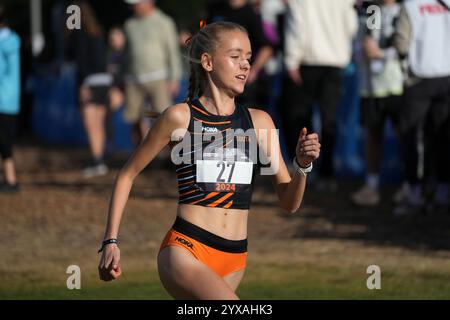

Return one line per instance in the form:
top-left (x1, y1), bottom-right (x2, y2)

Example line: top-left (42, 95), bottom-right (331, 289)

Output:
top-left (103, 103), bottom-right (190, 240)
top-left (249, 108), bottom-right (320, 213)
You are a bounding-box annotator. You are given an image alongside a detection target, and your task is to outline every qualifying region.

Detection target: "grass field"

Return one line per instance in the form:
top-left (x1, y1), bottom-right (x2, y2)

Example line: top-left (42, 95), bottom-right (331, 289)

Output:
top-left (1, 145), bottom-right (450, 300)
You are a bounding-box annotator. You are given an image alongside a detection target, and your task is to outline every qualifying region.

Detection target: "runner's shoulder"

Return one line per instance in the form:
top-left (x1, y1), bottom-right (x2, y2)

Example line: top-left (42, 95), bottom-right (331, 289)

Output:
top-left (247, 107), bottom-right (276, 130)
top-left (162, 103), bottom-right (191, 128)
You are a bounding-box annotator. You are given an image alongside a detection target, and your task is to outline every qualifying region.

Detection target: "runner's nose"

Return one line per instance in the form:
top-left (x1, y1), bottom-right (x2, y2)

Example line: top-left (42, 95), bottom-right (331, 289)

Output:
top-left (240, 59), bottom-right (250, 70)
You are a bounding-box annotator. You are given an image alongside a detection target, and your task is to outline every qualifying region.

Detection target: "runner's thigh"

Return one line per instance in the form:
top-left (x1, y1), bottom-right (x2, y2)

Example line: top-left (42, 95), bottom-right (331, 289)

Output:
top-left (157, 246), bottom-right (239, 300)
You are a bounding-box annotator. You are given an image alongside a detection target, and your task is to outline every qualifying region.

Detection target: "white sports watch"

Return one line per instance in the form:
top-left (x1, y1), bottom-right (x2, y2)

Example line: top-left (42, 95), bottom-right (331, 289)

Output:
top-left (292, 157), bottom-right (313, 177)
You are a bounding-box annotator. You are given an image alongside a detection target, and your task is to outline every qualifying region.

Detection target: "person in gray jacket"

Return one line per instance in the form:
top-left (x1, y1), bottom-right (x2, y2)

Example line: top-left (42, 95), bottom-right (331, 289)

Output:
top-left (123, 0), bottom-right (182, 144)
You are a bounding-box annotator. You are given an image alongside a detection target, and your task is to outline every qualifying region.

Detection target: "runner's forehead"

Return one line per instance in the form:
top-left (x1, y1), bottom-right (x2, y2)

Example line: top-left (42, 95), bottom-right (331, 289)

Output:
top-left (226, 48), bottom-right (252, 55)
top-left (218, 32), bottom-right (251, 52)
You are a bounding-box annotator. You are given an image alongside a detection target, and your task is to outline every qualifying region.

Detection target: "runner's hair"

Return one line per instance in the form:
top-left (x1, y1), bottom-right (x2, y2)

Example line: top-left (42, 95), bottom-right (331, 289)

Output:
top-left (184, 21), bottom-right (248, 103)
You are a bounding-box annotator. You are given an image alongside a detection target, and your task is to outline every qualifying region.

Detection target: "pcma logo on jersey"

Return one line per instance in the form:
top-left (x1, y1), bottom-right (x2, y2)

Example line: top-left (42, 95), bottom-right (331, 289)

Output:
top-left (202, 126), bottom-right (219, 133)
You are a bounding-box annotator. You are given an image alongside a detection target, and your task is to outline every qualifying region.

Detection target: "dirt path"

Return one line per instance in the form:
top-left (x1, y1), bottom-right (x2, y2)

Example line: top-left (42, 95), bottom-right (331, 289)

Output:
top-left (1, 144), bottom-right (449, 298)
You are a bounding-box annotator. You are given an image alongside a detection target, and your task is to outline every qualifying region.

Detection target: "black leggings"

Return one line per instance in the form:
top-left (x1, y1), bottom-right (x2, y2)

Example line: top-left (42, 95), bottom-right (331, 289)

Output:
top-left (400, 77), bottom-right (450, 185)
top-left (280, 65), bottom-right (343, 178)
top-left (0, 114), bottom-right (17, 160)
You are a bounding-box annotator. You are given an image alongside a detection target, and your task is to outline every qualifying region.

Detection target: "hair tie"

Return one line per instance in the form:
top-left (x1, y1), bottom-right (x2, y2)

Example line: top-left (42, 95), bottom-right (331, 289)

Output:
top-left (185, 20), bottom-right (207, 45)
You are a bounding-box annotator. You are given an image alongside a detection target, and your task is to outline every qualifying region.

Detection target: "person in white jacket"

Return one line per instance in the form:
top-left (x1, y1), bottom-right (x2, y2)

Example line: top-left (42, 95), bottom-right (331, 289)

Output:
top-left (281, 0), bottom-right (357, 191)
top-left (392, 0), bottom-right (450, 215)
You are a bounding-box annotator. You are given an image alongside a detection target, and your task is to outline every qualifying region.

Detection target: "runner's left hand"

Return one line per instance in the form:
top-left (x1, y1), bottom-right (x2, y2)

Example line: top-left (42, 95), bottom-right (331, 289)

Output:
top-left (295, 127), bottom-right (320, 167)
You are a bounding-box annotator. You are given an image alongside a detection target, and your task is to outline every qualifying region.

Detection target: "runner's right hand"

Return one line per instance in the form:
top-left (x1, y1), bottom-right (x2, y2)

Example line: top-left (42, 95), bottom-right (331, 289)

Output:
top-left (98, 243), bottom-right (122, 281)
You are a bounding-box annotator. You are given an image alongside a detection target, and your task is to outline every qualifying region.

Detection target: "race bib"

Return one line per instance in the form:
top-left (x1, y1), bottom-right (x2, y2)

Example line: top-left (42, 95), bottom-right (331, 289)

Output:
top-left (196, 148), bottom-right (253, 192)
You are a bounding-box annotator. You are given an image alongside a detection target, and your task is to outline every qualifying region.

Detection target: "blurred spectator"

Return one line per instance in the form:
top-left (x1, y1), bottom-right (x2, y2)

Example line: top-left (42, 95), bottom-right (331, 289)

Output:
top-left (351, 0), bottom-right (404, 206)
top-left (206, 0), bottom-right (274, 109)
top-left (70, 1), bottom-right (111, 178)
top-left (0, 5), bottom-right (21, 193)
top-left (251, 0), bottom-right (283, 46)
top-left (107, 27), bottom-right (126, 112)
top-left (177, 27), bottom-right (193, 103)
top-left (123, 0), bottom-right (182, 144)
top-left (282, 0), bottom-right (358, 191)
top-left (251, 0), bottom-right (287, 109)
top-left (392, 0), bottom-right (450, 215)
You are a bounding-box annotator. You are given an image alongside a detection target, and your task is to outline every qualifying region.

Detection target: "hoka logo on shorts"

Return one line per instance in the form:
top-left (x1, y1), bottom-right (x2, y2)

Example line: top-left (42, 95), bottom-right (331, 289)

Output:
top-left (175, 236), bottom-right (194, 249)
top-left (202, 126), bottom-right (218, 133)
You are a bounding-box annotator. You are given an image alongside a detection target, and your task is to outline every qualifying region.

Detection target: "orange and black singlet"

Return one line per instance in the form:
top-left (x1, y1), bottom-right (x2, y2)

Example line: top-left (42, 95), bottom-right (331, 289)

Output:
top-left (172, 98), bottom-right (259, 210)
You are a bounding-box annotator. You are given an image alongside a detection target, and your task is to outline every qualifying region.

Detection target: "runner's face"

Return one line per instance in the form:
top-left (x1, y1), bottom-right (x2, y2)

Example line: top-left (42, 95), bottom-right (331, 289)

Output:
top-left (209, 31), bottom-right (252, 96)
